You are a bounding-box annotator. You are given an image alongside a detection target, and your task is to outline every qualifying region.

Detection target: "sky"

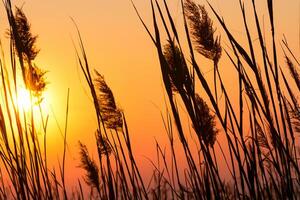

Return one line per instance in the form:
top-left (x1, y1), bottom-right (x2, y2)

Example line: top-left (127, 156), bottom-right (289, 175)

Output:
top-left (0, 0), bottom-right (299, 190)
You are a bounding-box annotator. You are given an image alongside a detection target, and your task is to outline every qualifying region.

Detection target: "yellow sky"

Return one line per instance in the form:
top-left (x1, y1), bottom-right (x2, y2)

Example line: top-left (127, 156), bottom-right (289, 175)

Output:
top-left (0, 0), bottom-right (299, 187)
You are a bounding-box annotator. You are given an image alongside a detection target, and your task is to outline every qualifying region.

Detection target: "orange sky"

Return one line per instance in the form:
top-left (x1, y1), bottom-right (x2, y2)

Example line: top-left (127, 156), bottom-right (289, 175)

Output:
top-left (0, 0), bottom-right (299, 189)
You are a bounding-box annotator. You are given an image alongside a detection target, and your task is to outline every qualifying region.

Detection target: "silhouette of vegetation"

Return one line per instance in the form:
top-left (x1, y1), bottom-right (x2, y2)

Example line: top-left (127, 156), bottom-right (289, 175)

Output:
top-left (0, 0), bottom-right (299, 199)
top-left (78, 142), bottom-right (101, 194)
top-left (10, 6), bottom-right (46, 98)
top-left (133, 0), bottom-right (300, 198)
top-left (184, 0), bottom-right (221, 63)
top-left (13, 7), bottom-right (39, 62)
top-left (0, 1), bottom-right (62, 199)
top-left (94, 70), bottom-right (123, 130)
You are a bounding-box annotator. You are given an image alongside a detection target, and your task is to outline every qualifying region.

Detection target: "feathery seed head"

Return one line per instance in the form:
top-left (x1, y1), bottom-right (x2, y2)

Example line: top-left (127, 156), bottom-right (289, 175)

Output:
top-left (163, 40), bottom-right (191, 93)
top-left (184, 0), bottom-right (222, 63)
top-left (25, 64), bottom-right (47, 98)
top-left (194, 94), bottom-right (218, 146)
top-left (94, 70), bottom-right (123, 129)
top-left (96, 130), bottom-right (112, 156)
top-left (78, 142), bottom-right (100, 192)
top-left (13, 7), bottom-right (39, 62)
top-left (286, 56), bottom-right (300, 90)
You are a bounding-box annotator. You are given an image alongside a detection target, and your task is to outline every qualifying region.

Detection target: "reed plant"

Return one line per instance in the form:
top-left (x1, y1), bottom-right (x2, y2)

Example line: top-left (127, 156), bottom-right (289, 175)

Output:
top-left (133, 0), bottom-right (300, 199)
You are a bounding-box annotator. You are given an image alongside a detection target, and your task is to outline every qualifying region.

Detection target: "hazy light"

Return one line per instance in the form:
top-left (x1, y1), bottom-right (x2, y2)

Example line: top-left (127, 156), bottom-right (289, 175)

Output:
top-left (17, 87), bottom-right (32, 111)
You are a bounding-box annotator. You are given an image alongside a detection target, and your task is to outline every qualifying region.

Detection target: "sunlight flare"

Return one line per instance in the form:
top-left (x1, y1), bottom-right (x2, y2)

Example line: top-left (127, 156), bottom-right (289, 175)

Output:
top-left (17, 87), bottom-right (32, 111)
top-left (16, 86), bottom-right (50, 115)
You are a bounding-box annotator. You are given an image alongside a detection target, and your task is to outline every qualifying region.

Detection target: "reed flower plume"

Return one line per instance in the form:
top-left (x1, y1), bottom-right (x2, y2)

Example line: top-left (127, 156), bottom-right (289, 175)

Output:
top-left (286, 56), bottom-right (300, 91)
top-left (290, 105), bottom-right (300, 133)
top-left (94, 70), bottom-right (123, 129)
top-left (78, 142), bottom-right (101, 193)
top-left (256, 123), bottom-right (268, 149)
top-left (25, 64), bottom-right (47, 98)
top-left (184, 0), bottom-right (221, 63)
top-left (163, 40), bottom-right (191, 93)
top-left (96, 130), bottom-right (112, 156)
top-left (194, 94), bottom-right (217, 146)
top-left (10, 6), bottom-right (47, 99)
top-left (13, 6), bottom-right (39, 62)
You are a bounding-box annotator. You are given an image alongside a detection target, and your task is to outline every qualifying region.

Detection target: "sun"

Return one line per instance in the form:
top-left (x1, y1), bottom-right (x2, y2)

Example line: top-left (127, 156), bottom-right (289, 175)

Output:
top-left (17, 87), bottom-right (32, 111)
top-left (16, 87), bottom-right (49, 113)
top-left (16, 86), bottom-right (50, 115)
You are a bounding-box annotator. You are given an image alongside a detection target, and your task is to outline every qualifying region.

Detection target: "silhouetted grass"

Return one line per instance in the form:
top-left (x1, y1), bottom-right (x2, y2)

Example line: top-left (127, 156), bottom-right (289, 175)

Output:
top-left (0, 0), bottom-right (70, 199)
top-left (133, 0), bottom-right (300, 199)
top-left (0, 0), bottom-right (299, 199)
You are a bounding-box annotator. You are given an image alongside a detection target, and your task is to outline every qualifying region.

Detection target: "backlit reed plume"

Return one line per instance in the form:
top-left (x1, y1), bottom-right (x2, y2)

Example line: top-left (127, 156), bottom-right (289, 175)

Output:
top-left (184, 0), bottom-right (221, 63)
top-left (290, 105), bottom-right (300, 133)
top-left (163, 40), bottom-right (190, 93)
top-left (94, 70), bottom-right (123, 129)
top-left (96, 130), bottom-right (112, 155)
top-left (78, 142), bottom-right (101, 194)
top-left (194, 94), bottom-right (217, 146)
top-left (14, 6), bottom-right (39, 62)
top-left (256, 123), bottom-right (269, 149)
top-left (25, 64), bottom-right (47, 98)
top-left (286, 56), bottom-right (300, 91)
top-left (13, 6), bottom-right (46, 98)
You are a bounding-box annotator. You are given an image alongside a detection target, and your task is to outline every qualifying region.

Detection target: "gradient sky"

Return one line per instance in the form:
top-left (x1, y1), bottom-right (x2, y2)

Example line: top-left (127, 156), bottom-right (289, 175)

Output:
top-left (0, 0), bottom-right (299, 188)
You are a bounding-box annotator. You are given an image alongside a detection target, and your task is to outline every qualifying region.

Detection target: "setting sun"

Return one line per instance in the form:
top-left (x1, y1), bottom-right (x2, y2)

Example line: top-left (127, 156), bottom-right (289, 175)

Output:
top-left (16, 85), bottom-right (50, 116)
top-left (17, 87), bottom-right (32, 111)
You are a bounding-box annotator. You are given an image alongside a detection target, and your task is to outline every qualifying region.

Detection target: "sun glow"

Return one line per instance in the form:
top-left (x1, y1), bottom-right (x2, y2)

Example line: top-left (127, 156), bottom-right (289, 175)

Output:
top-left (16, 87), bottom-right (49, 115)
top-left (17, 87), bottom-right (32, 111)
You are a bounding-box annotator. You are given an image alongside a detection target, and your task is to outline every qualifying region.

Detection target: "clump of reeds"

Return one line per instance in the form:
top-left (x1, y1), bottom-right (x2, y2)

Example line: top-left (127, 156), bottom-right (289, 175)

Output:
top-left (0, 1), bottom-right (71, 199)
top-left (133, 0), bottom-right (300, 199)
top-left (1, 0), bottom-right (299, 199)
top-left (75, 24), bottom-right (148, 199)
